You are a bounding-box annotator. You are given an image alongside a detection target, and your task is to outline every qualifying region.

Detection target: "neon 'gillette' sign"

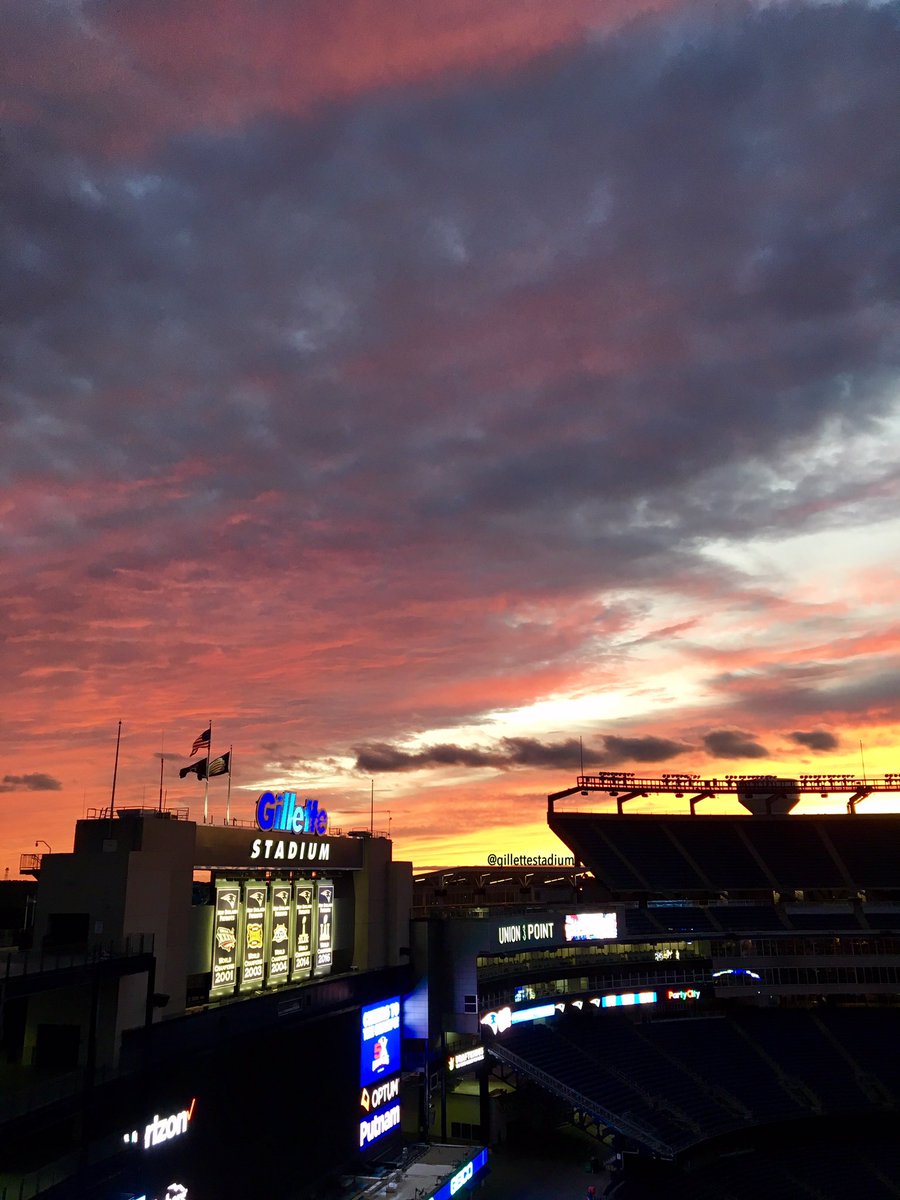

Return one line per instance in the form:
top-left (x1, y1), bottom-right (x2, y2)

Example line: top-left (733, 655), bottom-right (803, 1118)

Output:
top-left (256, 791), bottom-right (328, 835)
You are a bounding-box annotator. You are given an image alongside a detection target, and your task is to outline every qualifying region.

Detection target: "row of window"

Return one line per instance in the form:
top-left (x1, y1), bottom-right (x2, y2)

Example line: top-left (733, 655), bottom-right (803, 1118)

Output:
top-left (477, 940), bottom-right (704, 976)
top-left (476, 935), bottom-right (900, 980)
top-left (727, 936), bottom-right (900, 958)
top-left (477, 961), bottom-right (900, 1010)
top-left (736, 964), bottom-right (900, 987)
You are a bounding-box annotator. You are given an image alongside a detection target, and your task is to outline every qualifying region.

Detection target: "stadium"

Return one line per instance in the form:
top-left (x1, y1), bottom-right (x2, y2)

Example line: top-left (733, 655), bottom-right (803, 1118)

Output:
top-left (2, 769), bottom-right (900, 1199)
top-left (412, 771), bottom-right (900, 1199)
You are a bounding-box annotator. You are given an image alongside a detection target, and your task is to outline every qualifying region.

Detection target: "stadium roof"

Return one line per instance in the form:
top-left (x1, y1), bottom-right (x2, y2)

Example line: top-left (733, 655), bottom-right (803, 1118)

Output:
top-left (547, 810), bottom-right (900, 896)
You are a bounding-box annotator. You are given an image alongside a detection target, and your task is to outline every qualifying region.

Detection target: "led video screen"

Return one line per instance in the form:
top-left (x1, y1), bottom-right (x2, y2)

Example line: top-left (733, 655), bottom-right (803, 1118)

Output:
top-left (360, 997), bottom-right (401, 1087)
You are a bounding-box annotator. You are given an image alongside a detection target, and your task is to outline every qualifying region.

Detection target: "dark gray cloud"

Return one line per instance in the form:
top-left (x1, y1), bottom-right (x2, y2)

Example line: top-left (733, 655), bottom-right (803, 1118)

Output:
top-left (1, 773), bottom-right (63, 792)
top-left (703, 729), bottom-right (768, 759)
top-left (354, 733), bottom-right (693, 773)
top-left (704, 660), bottom-right (900, 729)
top-left (354, 742), bottom-right (500, 773)
top-left (3, 1), bottom-right (898, 555)
top-left (601, 735), bottom-right (694, 764)
top-left (788, 729), bottom-right (840, 752)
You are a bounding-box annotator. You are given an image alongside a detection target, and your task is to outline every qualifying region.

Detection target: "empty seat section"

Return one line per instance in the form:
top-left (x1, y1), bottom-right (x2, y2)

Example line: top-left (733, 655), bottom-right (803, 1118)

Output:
top-left (742, 820), bottom-right (844, 889)
top-left (649, 906), bottom-right (719, 935)
top-left (733, 1009), bottom-right (871, 1112)
top-left (785, 909), bottom-right (859, 931)
top-left (861, 909), bottom-right (900, 931)
top-left (668, 822), bottom-right (769, 890)
top-left (622, 908), bottom-right (664, 937)
top-left (709, 905), bottom-right (782, 931)
top-left (814, 1008), bottom-right (900, 1099)
top-left (638, 1016), bottom-right (803, 1123)
top-left (564, 1011), bottom-right (739, 1139)
top-left (598, 822), bottom-right (702, 891)
top-left (548, 817), bottom-right (646, 889)
top-left (823, 818), bottom-right (900, 889)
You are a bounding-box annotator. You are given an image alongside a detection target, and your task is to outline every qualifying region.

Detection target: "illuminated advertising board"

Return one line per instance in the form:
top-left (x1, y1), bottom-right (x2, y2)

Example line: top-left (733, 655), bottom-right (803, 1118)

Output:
top-left (255, 790), bottom-right (328, 835)
top-left (210, 882), bottom-right (240, 996)
top-left (292, 881), bottom-right (314, 980)
top-left (131, 1185), bottom-right (189, 1200)
top-left (267, 881), bottom-right (292, 984)
top-left (493, 918), bottom-right (558, 949)
top-left (240, 882), bottom-right (268, 992)
top-left (564, 912), bottom-right (618, 942)
top-left (193, 824), bottom-right (364, 870)
top-left (479, 1002), bottom-right (556, 1035)
top-left (601, 990), bottom-right (656, 1008)
top-left (314, 879), bottom-right (334, 974)
top-left (430, 1149), bottom-right (490, 1200)
top-left (122, 1099), bottom-right (197, 1151)
top-left (447, 1046), bottom-right (485, 1072)
top-left (359, 1073), bottom-right (400, 1117)
top-left (358, 1100), bottom-right (401, 1150)
top-left (360, 997), bottom-right (401, 1087)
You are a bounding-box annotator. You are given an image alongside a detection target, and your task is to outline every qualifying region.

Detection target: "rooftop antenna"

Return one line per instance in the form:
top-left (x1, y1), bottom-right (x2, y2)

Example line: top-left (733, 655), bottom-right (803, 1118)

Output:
top-left (158, 731), bottom-right (165, 813)
top-left (109, 720), bottom-right (122, 822)
top-left (859, 739), bottom-right (867, 782)
top-left (370, 779), bottom-right (374, 836)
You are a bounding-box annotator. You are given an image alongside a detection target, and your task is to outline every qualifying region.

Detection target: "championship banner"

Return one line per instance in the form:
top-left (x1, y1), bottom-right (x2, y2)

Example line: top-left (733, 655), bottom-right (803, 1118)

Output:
top-left (314, 879), bottom-right (334, 975)
top-left (292, 880), bottom-right (314, 981)
top-left (210, 881), bottom-right (241, 997)
top-left (240, 882), bottom-right (268, 992)
top-left (267, 881), bottom-right (292, 984)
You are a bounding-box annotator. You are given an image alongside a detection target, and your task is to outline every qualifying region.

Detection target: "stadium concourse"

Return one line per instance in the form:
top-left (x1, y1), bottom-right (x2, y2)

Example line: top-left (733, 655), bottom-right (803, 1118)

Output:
top-left (433, 774), bottom-right (900, 1199)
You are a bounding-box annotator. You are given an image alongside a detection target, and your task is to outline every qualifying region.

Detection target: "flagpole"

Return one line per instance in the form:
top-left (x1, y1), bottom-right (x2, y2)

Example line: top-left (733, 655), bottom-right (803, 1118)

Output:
top-left (204, 719), bottom-right (212, 824)
top-left (158, 731), bottom-right (165, 813)
top-left (109, 720), bottom-right (122, 822)
top-left (225, 745), bottom-right (233, 824)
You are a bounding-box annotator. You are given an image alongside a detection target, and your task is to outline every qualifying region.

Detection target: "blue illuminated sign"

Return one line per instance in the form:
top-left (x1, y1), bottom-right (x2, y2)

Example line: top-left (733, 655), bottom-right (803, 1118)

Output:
top-left (430, 1149), bottom-right (489, 1200)
top-left (360, 997), bottom-right (401, 1087)
top-left (601, 990), bottom-right (657, 1008)
top-left (359, 1100), bottom-right (401, 1149)
top-left (480, 1003), bottom-right (557, 1034)
top-left (256, 791), bottom-right (328, 835)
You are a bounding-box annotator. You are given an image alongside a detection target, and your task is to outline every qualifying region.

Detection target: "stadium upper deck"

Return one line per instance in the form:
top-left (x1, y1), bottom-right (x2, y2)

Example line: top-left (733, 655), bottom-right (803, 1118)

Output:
top-left (547, 774), bottom-right (900, 898)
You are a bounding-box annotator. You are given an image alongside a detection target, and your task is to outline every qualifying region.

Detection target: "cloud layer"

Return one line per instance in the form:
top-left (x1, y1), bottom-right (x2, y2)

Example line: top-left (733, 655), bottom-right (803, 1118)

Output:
top-left (2, 0), bottom-right (900, 870)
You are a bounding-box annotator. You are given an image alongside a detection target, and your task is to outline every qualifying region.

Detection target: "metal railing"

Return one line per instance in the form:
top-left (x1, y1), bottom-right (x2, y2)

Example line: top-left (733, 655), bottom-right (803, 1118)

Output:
top-left (0, 934), bottom-right (154, 981)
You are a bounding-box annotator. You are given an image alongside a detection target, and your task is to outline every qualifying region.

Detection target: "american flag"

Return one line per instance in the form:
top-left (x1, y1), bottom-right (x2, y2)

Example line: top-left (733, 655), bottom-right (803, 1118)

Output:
top-left (190, 727), bottom-right (211, 756)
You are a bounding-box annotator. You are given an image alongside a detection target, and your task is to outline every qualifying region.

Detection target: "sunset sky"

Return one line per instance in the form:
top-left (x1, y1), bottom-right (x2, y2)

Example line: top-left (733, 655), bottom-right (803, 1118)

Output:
top-left (3, 0), bottom-right (900, 878)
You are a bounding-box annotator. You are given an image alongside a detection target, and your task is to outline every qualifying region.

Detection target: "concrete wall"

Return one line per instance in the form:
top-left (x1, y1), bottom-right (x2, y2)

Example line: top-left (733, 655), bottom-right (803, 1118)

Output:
top-left (353, 837), bottom-right (412, 971)
top-left (30, 813), bottom-right (196, 1064)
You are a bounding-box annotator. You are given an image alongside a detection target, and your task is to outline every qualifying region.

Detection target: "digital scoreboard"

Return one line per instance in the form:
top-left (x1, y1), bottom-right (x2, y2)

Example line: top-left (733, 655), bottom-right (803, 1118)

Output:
top-left (358, 997), bottom-right (402, 1154)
